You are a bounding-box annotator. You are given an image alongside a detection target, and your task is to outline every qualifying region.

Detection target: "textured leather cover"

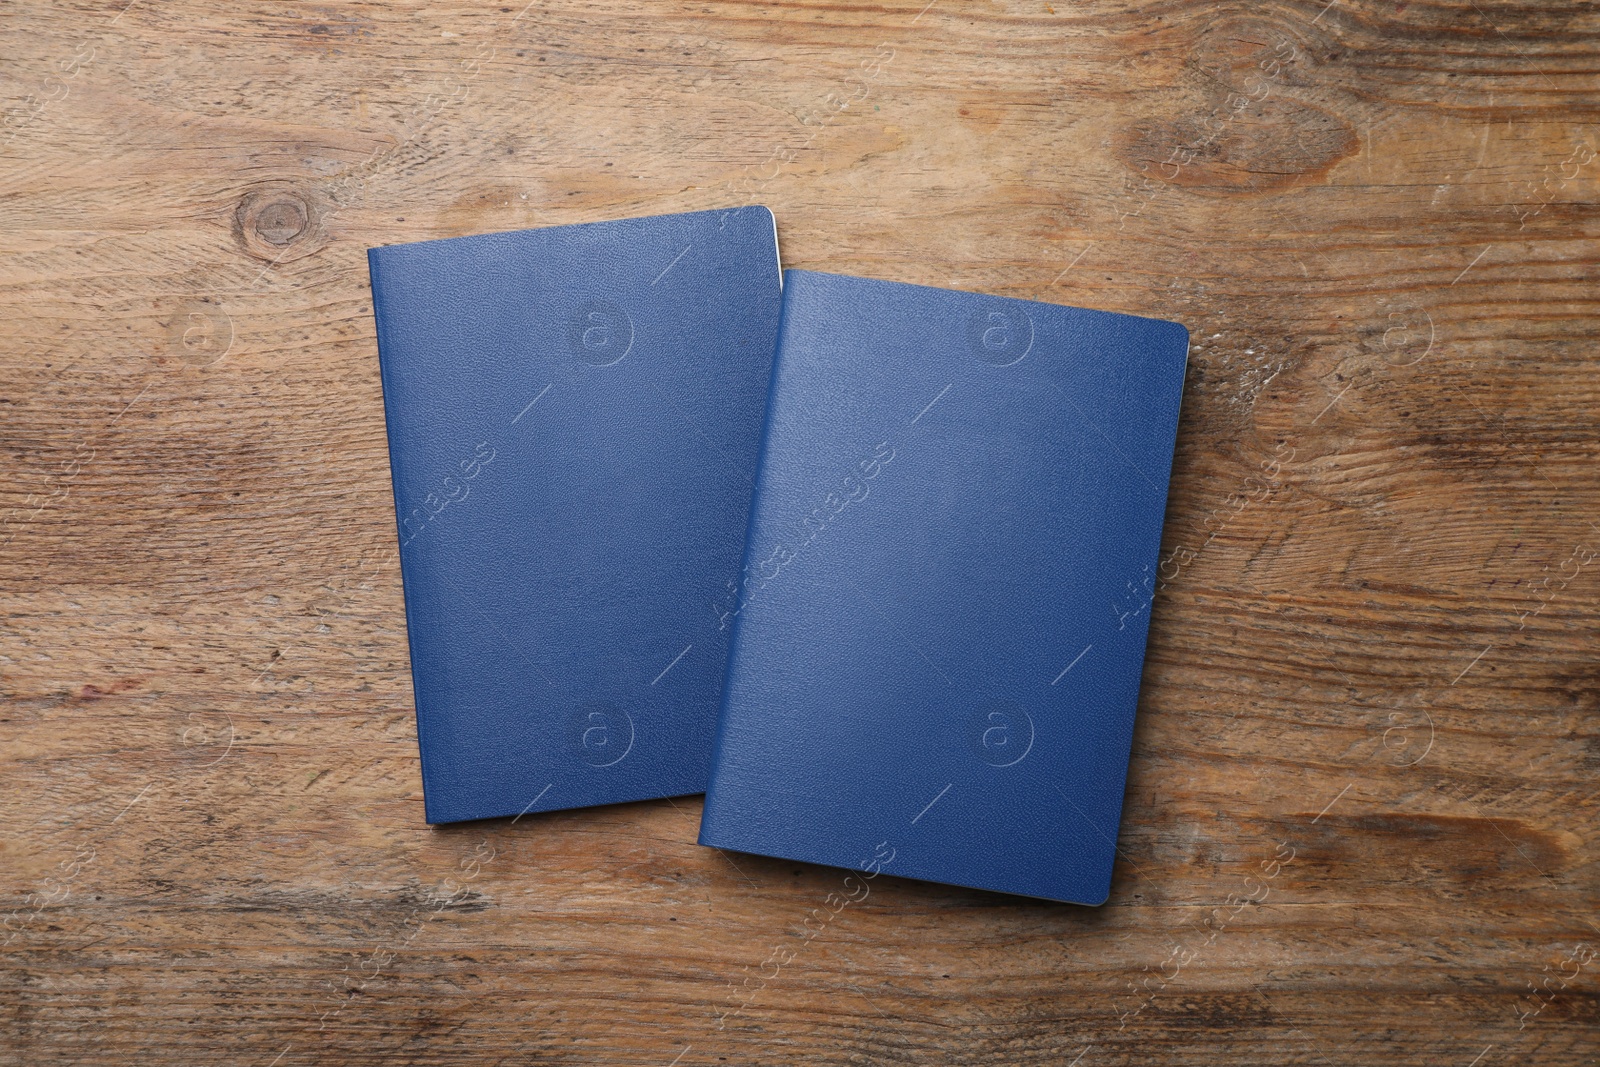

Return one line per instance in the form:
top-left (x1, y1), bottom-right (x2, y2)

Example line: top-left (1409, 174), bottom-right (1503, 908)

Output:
top-left (699, 270), bottom-right (1188, 904)
top-left (368, 207), bottom-right (782, 823)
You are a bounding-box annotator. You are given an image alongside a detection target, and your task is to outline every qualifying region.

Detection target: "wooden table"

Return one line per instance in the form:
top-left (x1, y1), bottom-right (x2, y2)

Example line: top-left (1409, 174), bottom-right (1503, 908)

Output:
top-left (3, 1), bottom-right (1596, 1063)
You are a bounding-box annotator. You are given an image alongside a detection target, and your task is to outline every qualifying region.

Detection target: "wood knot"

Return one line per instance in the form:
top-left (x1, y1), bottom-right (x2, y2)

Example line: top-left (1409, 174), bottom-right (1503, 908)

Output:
top-left (1116, 17), bottom-right (1356, 197)
top-left (236, 183), bottom-right (326, 263)
top-left (1119, 96), bottom-right (1355, 197)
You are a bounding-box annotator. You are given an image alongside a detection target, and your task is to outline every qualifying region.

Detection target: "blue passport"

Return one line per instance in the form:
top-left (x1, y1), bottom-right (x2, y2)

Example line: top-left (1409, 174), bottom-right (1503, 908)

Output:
top-left (698, 270), bottom-right (1189, 904)
top-left (368, 207), bottom-right (782, 823)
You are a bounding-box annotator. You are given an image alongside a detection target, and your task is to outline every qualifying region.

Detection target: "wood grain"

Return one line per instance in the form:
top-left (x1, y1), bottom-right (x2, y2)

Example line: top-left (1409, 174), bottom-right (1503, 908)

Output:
top-left (2, 0), bottom-right (1596, 1064)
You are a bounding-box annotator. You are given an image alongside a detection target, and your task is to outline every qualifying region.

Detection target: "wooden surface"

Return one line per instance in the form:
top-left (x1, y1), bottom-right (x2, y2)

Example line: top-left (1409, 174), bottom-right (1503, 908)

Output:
top-left (2, 0), bottom-right (1597, 1063)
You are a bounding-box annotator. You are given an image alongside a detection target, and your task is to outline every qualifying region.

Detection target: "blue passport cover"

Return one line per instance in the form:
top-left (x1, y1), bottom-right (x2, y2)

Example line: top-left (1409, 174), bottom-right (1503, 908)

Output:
top-left (698, 270), bottom-right (1188, 904)
top-left (368, 207), bottom-right (782, 823)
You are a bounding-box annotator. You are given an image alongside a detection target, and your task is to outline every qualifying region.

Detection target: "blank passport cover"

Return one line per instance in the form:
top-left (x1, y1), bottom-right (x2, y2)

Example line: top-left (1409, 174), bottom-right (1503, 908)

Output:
top-left (368, 207), bottom-right (782, 823)
top-left (698, 270), bottom-right (1188, 904)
